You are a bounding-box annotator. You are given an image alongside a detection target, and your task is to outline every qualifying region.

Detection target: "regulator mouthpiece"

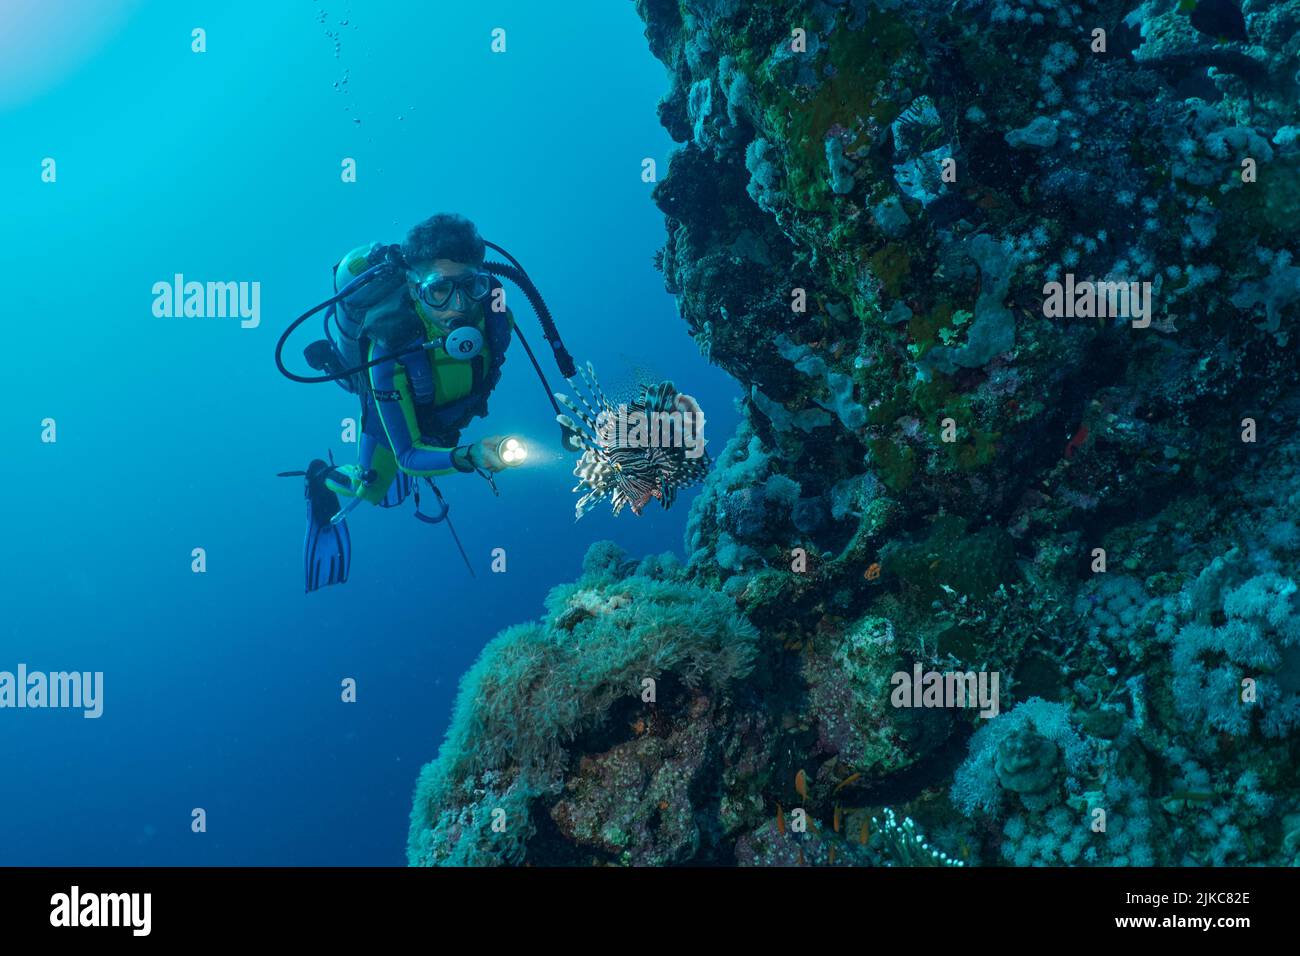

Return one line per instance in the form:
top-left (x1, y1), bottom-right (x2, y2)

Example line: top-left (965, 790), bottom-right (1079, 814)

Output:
top-left (433, 325), bottom-right (484, 360)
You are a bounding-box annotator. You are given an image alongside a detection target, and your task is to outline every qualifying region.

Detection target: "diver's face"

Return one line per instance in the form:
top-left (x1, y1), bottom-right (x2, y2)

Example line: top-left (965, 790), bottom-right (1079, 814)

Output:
top-left (411, 258), bottom-right (476, 329)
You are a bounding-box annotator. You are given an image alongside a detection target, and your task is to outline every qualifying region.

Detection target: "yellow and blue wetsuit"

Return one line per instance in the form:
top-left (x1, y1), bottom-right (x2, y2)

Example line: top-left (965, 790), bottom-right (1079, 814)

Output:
top-left (325, 298), bottom-right (513, 503)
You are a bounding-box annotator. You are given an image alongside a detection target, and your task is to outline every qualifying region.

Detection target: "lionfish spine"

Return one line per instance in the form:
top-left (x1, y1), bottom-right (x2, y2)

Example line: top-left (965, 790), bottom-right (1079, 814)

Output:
top-left (582, 361), bottom-right (612, 410)
top-left (562, 362), bottom-right (607, 426)
top-left (554, 397), bottom-right (602, 445)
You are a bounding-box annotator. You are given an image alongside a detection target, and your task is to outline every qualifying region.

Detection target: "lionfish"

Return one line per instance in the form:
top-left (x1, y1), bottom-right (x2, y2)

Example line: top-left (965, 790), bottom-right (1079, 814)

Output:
top-left (556, 362), bottom-right (711, 519)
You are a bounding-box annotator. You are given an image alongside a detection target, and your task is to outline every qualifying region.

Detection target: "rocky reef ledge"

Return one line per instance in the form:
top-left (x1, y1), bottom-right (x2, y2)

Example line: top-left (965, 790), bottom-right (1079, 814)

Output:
top-left (409, 0), bottom-right (1300, 866)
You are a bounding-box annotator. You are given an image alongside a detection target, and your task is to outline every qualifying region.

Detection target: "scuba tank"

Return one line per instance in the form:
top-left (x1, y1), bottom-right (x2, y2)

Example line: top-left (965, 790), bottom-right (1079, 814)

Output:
top-left (325, 242), bottom-right (405, 392)
top-left (290, 242), bottom-right (409, 394)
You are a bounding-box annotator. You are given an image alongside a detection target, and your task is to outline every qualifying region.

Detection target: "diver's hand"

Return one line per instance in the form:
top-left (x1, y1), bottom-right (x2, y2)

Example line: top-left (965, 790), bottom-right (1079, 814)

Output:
top-left (327, 463), bottom-right (366, 494)
top-left (457, 436), bottom-right (508, 473)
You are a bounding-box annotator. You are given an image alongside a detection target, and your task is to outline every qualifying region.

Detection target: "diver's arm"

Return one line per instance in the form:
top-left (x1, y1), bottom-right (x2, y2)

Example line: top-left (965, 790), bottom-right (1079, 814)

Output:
top-left (369, 352), bottom-right (460, 476)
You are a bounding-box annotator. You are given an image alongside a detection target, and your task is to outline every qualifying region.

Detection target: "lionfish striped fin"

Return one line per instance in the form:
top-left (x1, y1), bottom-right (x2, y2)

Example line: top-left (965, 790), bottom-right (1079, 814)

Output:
top-left (561, 362), bottom-right (608, 427)
top-left (642, 380), bottom-right (676, 413)
top-left (554, 397), bottom-right (602, 443)
top-left (581, 361), bottom-right (613, 411)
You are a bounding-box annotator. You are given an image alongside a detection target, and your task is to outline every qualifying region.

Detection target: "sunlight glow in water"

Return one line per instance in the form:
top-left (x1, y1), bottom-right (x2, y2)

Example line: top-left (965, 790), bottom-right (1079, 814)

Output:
top-left (0, 0), bottom-right (139, 109)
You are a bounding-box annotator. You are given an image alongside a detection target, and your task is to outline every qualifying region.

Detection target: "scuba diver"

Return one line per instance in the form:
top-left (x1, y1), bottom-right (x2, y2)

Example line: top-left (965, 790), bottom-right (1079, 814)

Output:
top-left (275, 212), bottom-right (577, 592)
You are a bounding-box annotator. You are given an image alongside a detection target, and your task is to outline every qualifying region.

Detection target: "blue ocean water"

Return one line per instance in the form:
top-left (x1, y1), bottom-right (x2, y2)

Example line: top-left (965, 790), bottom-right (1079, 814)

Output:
top-left (0, 0), bottom-right (738, 865)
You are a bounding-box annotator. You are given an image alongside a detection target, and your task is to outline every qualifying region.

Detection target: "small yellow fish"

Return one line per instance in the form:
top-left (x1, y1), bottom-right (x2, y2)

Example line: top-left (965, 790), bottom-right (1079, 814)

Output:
top-left (776, 802), bottom-right (785, 835)
top-left (833, 805), bottom-right (841, 833)
top-left (795, 769), bottom-right (809, 800)
top-left (859, 818), bottom-right (871, 845)
top-left (832, 772), bottom-right (861, 794)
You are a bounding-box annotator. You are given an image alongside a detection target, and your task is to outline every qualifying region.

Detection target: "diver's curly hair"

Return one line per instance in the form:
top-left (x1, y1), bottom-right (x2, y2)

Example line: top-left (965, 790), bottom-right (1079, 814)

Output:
top-left (401, 213), bottom-right (485, 267)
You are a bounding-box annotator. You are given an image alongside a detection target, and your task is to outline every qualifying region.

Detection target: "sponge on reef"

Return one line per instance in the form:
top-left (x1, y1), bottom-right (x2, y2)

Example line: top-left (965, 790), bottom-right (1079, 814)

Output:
top-left (407, 542), bottom-right (758, 865)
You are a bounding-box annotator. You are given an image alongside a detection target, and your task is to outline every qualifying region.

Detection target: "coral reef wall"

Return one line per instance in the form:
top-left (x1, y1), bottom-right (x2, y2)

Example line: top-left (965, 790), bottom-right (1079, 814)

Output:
top-left (409, 0), bottom-right (1300, 865)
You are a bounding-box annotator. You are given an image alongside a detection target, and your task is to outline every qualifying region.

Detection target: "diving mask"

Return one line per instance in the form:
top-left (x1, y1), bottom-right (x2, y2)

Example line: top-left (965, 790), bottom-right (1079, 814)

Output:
top-left (415, 270), bottom-right (493, 311)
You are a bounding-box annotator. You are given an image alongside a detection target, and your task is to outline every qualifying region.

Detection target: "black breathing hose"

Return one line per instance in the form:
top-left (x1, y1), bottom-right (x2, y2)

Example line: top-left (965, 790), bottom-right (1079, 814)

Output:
top-left (273, 260), bottom-right (414, 384)
top-left (482, 240), bottom-right (576, 379)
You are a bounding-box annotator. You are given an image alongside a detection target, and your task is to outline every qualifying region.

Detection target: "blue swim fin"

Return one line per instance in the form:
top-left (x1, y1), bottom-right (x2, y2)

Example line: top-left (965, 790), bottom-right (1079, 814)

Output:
top-left (302, 458), bottom-right (351, 592)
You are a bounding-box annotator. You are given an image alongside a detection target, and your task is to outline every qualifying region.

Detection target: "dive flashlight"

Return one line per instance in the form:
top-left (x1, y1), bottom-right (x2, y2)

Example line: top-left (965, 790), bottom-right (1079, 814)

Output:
top-left (497, 436), bottom-right (528, 466)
